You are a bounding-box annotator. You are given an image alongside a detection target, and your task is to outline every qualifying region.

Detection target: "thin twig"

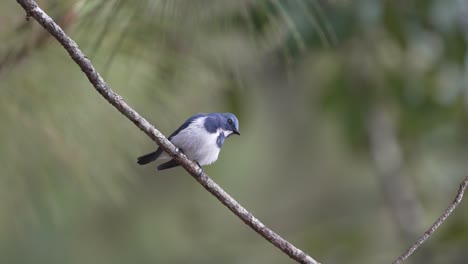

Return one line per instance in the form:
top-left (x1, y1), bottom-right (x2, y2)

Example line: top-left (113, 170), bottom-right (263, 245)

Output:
top-left (393, 176), bottom-right (468, 264)
top-left (15, 1), bottom-right (320, 263)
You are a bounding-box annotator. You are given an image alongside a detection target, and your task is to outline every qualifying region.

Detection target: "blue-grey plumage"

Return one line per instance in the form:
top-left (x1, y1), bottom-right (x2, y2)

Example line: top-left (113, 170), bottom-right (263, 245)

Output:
top-left (137, 113), bottom-right (240, 170)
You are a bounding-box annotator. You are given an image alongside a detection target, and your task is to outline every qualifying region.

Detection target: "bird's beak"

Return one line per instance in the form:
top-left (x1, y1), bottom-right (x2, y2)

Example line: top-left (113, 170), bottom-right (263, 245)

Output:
top-left (233, 130), bottom-right (240, 136)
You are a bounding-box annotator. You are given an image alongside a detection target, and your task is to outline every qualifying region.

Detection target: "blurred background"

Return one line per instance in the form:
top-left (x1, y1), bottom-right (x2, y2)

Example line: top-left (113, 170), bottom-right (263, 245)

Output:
top-left (1, 0), bottom-right (468, 263)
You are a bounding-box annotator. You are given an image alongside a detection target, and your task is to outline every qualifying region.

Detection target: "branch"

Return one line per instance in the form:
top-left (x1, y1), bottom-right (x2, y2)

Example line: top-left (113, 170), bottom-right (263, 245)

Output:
top-left (15, 1), bottom-right (320, 263)
top-left (393, 176), bottom-right (468, 264)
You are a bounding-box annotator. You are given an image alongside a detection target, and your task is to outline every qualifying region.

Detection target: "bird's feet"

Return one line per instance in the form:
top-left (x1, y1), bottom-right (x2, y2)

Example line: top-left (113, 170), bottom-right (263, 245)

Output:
top-left (196, 162), bottom-right (204, 176)
top-left (176, 148), bottom-right (185, 155)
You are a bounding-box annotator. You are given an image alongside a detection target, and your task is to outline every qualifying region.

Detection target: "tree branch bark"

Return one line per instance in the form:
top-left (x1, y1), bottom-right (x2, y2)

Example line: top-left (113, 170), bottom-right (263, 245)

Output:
top-left (15, 1), bottom-right (319, 263)
top-left (393, 175), bottom-right (468, 264)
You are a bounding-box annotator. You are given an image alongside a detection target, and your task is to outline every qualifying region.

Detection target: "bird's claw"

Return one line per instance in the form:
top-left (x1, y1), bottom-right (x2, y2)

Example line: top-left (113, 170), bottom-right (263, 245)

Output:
top-left (196, 162), bottom-right (204, 176)
top-left (176, 148), bottom-right (184, 155)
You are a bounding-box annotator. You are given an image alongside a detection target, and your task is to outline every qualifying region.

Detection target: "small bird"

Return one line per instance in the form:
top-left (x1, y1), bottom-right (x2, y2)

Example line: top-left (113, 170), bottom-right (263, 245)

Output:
top-left (137, 112), bottom-right (240, 170)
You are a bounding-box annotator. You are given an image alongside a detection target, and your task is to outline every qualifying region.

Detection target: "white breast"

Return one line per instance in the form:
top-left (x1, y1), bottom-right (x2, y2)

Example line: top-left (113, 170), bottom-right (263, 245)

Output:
top-left (159, 117), bottom-right (223, 166)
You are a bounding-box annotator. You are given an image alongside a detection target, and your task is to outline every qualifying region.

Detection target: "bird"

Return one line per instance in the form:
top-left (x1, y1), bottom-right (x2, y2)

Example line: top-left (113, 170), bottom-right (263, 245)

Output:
top-left (137, 112), bottom-right (240, 171)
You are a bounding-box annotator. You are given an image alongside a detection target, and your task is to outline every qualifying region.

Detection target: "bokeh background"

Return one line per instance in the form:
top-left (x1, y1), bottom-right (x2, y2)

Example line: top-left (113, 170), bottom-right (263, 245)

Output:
top-left (1, 0), bottom-right (468, 263)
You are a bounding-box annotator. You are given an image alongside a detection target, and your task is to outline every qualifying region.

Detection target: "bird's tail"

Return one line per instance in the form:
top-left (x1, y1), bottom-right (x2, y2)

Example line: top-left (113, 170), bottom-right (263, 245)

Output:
top-left (137, 149), bottom-right (162, 165)
top-left (157, 159), bottom-right (180, 170)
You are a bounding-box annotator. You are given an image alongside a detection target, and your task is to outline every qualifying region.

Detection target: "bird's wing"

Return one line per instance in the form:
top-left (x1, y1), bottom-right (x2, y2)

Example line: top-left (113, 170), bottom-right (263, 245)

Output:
top-left (168, 113), bottom-right (206, 140)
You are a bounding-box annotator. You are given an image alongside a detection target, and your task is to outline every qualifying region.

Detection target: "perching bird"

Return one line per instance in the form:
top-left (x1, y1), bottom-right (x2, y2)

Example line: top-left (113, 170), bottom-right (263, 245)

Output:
top-left (137, 113), bottom-right (240, 170)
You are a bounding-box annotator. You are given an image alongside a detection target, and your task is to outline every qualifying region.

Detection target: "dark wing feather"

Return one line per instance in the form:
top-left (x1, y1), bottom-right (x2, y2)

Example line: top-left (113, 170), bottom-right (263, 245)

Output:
top-left (168, 113), bottom-right (206, 140)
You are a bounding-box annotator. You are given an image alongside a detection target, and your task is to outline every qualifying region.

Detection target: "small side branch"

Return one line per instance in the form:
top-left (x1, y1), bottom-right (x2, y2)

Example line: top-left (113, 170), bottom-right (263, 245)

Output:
top-left (15, 1), bottom-right (319, 263)
top-left (393, 176), bottom-right (468, 264)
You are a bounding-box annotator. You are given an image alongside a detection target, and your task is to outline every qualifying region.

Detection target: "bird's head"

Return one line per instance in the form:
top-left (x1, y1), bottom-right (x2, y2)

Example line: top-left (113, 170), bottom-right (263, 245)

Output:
top-left (221, 113), bottom-right (240, 137)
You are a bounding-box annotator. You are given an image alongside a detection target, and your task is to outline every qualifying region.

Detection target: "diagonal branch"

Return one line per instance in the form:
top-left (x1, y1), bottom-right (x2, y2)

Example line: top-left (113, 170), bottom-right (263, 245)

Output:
top-left (15, 1), bottom-right (319, 263)
top-left (393, 176), bottom-right (468, 264)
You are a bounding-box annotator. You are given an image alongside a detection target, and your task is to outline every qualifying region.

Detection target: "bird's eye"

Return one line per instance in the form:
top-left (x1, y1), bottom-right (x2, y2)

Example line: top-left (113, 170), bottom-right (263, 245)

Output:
top-left (227, 118), bottom-right (233, 124)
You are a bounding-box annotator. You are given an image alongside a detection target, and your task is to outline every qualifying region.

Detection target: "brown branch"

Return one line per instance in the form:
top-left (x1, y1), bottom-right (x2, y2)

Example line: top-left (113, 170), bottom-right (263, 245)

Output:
top-left (393, 176), bottom-right (468, 264)
top-left (15, 1), bottom-right (320, 263)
